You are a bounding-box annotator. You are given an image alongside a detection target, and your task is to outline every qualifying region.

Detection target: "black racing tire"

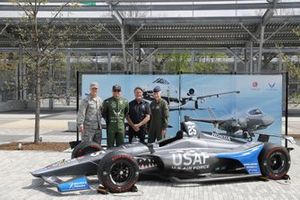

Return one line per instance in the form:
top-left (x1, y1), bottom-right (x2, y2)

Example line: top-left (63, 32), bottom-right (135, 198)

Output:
top-left (71, 141), bottom-right (101, 159)
top-left (259, 144), bottom-right (290, 180)
top-left (97, 151), bottom-right (139, 193)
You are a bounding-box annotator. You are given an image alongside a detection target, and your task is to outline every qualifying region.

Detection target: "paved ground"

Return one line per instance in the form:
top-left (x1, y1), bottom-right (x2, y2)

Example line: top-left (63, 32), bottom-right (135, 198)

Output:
top-left (0, 111), bottom-right (76, 144)
top-left (0, 110), bottom-right (300, 200)
top-left (286, 117), bottom-right (300, 138)
top-left (0, 142), bottom-right (299, 200)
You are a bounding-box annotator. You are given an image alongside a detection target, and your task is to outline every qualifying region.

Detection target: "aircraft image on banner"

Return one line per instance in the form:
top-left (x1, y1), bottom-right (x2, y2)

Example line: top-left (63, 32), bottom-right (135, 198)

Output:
top-left (142, 78), bottom-right (240, 111)
top-left (184, 108), bottom-right (274, 143)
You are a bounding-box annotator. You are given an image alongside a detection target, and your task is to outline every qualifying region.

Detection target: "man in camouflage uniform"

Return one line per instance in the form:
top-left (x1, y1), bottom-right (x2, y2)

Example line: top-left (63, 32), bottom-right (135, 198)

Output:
top-left (148, 86), bottom-right (169, 143)
top-left (102, 85), bottom-right (129, 148)
top-left (77, 82), bottom-right (102, 145)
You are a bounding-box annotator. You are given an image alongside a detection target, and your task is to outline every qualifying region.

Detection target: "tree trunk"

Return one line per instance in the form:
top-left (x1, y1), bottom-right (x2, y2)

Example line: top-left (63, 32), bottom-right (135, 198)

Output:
top-left (34, 60), bottom-right (40, 143)
top-left (33, 6), bottom-right (40, 144)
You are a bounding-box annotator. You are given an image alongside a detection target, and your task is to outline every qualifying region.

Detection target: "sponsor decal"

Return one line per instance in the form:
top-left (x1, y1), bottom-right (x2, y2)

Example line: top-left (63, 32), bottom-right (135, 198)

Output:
top-left (212, 132), bottom-right (231, 141)
top-left (244, 163), bottom-right (260, 174)
top-left (57, 177), bottom-right (90, 192)
top-left (69, 181), bottom-right (87, 189)
top-left (251, 81), bottom-right (260, 90)
top-left (90, 150), bottom-right (106, 157)
top-left (266, 82), bottom-right (278, 91)
top-left (252, 81), bottom-right (258, 88)
top-left (172, 150), bottom-right (210, 170)
top-left (268, 82), bottom-right (276, 88)
top-left (47, 159), bottom-right (72, 168)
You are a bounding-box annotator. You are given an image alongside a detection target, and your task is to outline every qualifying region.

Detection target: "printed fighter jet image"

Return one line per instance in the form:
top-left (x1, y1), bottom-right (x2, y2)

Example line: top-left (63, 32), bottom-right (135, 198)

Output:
top-left (184, 108), bottom-right (274, 142)
top-left (142, 78), bottom-right (240, 111)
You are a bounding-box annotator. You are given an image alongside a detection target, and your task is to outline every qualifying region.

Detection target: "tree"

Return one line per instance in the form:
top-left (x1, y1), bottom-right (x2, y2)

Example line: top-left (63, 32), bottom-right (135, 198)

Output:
top-left (10, 0), bottom-right (78, 143)
top-left (275, 27), bottom-right (300, 105)
top-left (0, 52), bottom-right (18, 101)
top-left (10, 0), bottom-right (77, 143)
top-left (164, 52), bottom-right (192, 73)
top-left (277, 52), bottom-right (300, 104)
top-left (154, 51), bottom-right (229, 73)
top-left (6, 0), bottom-right (104, 143)
top-left (193, 53), bottom-right (229, 73)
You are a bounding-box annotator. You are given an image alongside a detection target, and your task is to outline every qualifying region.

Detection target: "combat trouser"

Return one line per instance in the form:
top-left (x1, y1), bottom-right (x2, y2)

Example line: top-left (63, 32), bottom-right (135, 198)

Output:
top-left (82, 128), bottom-right (102, 145)
top-left (148, 129), bottom-right (165, 143)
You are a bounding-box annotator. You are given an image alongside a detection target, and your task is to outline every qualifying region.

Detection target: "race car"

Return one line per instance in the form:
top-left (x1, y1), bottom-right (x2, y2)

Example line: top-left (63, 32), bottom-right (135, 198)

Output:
top-left (31, 121), bottom-right (291, 193)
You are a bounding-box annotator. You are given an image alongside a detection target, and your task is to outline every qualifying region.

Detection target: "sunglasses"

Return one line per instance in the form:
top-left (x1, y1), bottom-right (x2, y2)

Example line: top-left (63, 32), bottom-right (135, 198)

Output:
top-left (91, 88), bottom-right (98, 90)
top-left (113, 89), bottom-right (121, 92)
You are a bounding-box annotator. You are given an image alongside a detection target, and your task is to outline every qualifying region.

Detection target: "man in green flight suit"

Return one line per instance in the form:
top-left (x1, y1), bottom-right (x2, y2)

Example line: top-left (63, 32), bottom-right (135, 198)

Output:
top-left (102, 85), bottom-right (129, 148)
top-left (148, 86), bottom-right (169, 143)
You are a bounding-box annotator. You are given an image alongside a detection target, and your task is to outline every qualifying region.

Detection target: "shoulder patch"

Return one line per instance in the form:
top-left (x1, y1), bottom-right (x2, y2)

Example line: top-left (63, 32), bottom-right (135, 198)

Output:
top-left (83, 97), bottom-right (89, 103)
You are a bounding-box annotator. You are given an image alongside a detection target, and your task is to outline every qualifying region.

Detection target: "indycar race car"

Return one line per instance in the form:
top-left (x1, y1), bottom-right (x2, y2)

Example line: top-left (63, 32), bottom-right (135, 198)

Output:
top-left (31, 121), bottom-right (291, 193)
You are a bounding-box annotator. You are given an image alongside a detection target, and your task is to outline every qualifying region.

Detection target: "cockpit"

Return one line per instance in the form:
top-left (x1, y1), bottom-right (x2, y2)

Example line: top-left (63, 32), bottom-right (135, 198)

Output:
top-left (248, 108), bottom-right (262, 115)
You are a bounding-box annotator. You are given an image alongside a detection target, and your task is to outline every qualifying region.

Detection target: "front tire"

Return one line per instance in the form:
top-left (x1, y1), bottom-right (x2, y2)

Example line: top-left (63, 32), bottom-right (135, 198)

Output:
top-left (97, 151), bottom-right (139, 193)
top-left (71, 141), bottom-right (101, 159)
top-left (259, 144), bottom-right (290, 180)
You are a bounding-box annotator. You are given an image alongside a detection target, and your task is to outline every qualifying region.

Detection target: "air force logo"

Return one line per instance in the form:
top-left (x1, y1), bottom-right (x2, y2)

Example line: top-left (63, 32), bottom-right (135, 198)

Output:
top-left (171, 150), bottom-right (210, 170)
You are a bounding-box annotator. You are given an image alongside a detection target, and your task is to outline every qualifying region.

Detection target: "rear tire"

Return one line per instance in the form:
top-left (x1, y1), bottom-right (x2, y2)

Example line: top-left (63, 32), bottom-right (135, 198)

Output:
top-left (71, 141), bottom-right (101, 159)
top-left (259, 144), bottom-right (290, 180)
top-left (97, 151), bottom-right (139, 193)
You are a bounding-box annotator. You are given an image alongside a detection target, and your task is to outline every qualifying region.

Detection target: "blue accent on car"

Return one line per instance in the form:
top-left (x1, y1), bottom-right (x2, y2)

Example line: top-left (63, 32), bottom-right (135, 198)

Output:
top-left (57, 176), bottom-right (90, 192)
top-left (216, 144), bottom-right (264, 175)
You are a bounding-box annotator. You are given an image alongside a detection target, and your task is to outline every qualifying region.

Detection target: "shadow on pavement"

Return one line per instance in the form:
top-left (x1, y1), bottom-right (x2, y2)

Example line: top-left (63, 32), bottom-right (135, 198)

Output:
top-left (137, 175), bottom-right (266, 188)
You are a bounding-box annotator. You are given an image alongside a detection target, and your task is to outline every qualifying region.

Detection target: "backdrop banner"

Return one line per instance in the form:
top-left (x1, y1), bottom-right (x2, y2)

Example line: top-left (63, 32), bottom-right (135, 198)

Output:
top-left (81, 74), bottom-right (283, 144)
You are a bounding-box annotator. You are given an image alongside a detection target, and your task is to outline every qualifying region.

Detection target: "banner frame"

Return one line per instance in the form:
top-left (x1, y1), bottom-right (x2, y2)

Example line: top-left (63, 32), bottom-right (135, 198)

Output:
top-left (76, 71), bottom-right (288, 148)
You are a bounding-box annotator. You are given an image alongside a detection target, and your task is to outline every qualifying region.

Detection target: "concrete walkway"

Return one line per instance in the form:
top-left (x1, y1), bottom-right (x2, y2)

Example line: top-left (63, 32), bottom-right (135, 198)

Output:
top-left (0, 111), bottom-right (77, 144)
